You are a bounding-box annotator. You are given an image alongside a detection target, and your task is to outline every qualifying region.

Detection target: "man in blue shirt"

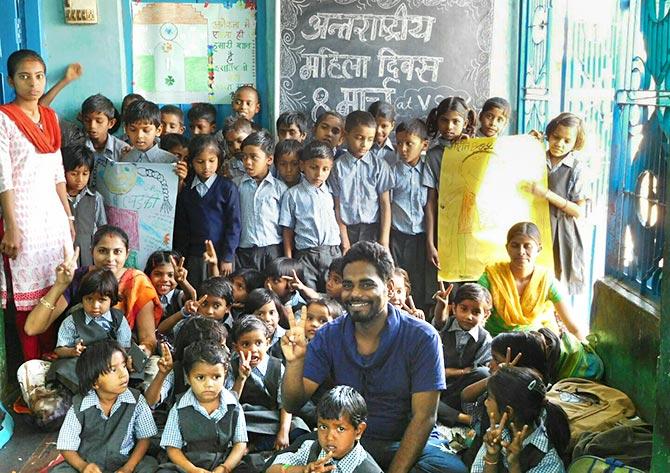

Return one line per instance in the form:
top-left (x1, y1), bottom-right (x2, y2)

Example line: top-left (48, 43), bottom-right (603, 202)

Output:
top-left (281, 241), bottom-right (467, 473)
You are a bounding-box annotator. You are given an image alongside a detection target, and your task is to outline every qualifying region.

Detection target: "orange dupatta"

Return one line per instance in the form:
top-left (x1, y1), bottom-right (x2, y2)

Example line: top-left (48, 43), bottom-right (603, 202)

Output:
top-left (116, 269), bottom-right (162, 329)
top-left (0, 103), bottom-right (61, 153)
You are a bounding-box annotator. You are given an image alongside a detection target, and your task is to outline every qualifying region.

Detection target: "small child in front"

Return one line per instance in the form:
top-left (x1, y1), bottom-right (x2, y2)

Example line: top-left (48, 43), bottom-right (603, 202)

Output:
top-left (62, 144), bottom-right (106, 267)
top-left (280, 140), bottom-right (341, 291)
top-left (52, 340), bottom-right (157, 473)
top-left (234, 130), bottom-right (287, 272)
top-left (157, 341), bottom-right (247, 473)
top-left (121, 100), bottom-right (178, 163)
top-left (328, 111), bottom-right (394, 250)
top-left (269, 386), bottom-right (383, 473)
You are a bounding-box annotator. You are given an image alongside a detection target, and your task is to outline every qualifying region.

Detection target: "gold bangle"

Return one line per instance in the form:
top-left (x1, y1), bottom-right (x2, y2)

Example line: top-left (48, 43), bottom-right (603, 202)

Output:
top-left (39, 297), bottom-right (56, 311)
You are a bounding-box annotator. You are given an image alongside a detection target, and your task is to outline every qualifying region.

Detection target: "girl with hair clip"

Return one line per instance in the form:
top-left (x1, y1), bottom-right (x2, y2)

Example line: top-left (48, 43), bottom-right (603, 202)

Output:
top-left (472, 365), bottom-right (570, 473)
top-left (421, 96), bottom-right (477, 271)
top-left (527, 112), bottom-right (589, 295)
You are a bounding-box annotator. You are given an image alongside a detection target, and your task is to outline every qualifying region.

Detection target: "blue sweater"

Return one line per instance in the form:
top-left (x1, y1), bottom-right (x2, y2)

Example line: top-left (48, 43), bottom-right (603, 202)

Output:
top-left (174, 175), bottom-right (241, 262)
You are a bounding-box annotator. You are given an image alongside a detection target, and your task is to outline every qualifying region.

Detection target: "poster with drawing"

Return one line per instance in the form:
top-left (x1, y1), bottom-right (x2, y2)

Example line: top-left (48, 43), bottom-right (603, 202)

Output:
top-left (131, 1), bottom-right (256, 104)
top-left (96, 162), bottom-right (178, 270)
top-left (437, 135), bottom-right (554, 281)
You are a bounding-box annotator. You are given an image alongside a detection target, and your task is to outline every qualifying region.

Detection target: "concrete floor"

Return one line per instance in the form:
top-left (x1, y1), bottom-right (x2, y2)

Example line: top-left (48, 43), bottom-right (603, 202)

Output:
top-left (0, 409), bottom-right (56, 473)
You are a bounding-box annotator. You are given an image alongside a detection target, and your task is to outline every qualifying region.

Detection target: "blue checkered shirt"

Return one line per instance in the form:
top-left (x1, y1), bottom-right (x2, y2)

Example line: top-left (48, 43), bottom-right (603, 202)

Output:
top-left (274, 439), bottom-right (371, 473)
top-left (56, 310), bottom-right (132, 349)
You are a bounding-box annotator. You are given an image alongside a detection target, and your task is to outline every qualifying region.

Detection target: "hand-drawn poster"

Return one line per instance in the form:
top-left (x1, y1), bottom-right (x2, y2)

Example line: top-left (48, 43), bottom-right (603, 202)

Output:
top-left (131, 1), bottom-right (256, 104)
top-left (437, 135), bottom-right (554, 281)
top-left (96, 162), bottom-right (178, 270)
top-left (280, 0), bottom-right (492, 123)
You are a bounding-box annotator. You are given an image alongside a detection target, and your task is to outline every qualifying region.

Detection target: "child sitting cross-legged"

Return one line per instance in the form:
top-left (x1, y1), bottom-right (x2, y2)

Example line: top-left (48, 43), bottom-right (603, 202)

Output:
top-left (230, 315), bottom-right (309, 452)
top-left (268, 386), bottom-right (383, 473)
top-left (156, 341), bottom-right (248, 473)
top-left (51, 340), bottom-right (158, 473)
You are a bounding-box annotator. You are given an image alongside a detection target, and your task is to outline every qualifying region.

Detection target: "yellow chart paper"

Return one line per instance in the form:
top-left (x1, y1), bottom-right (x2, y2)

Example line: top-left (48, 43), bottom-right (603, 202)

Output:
top-left (437, 135), bottom-right (553, 281)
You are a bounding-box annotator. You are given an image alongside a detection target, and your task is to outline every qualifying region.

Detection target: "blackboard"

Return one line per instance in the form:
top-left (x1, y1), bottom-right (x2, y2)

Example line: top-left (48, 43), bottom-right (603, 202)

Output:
top-left (279, 0), bottom-right (493, 124)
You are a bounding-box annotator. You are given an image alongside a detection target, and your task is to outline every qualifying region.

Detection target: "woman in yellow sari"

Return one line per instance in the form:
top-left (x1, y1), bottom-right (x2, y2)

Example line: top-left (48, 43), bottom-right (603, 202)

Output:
top-left (478, 222), bottom-right (586, 340)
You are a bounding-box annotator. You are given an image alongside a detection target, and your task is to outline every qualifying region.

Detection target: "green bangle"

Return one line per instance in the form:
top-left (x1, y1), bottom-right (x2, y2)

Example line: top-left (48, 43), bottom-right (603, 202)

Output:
top-left (282, 465), bottom-right (291, 471)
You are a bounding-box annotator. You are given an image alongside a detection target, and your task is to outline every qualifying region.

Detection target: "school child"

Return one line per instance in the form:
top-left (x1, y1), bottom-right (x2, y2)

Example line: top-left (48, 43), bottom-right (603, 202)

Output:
top-left (390, 119), bottom-right (431, 309)
top-left (187, 102), bottom-right (217, 135)
top-left (264, 257), bottom-right (308, 312)
top-left (159, 133), bottom-right (189, 161)
top-left (279, 141), bottom-right (340, 291)
top-left (388, 268), bottom-right (426, 320)
top-left (62, 144), bottom-right (106, 267)
top-left (471, 366), bottom-right (570, 473)
top-left (328, 111), bottom-right (394, 250)
top-left (269, 386), bottom-right (383, 473)
top-left (313, 110), bottom-right (345, 156)
top-left (244, 288), bottom-right (287, 352)
top-left (47, 269), bottom-right (131, 392)
top-left (276, 110), bottom-right (308, 142)
top-left (118, 93), bottom-right (144, 143)
top-left (174, 134), bottom-right (241, 284)
top-left (232, 84), bottom-right (261, 121)
top-left (303, 296), bottom-right (343, 341)
top-left (325, 257), bottom-right (344, 301)
top-left (145, 250), bottom-right (196, 336)
top-left (219, 115), bottom-right (256, 180)
top-left (275, 139), bottom-right (304, 187)
top-left (230, 315), bottom-right (308, 451)
top-left (229, 267), bottom-right (265, 319)
top-left (52, 340), bottom-right (158, 473)
top-left (527, 112), bottom-right (588, 295)
top-left (160, 104), bottom-right (185, 136)
top-left (368, 100), bottom-right (397, 166)
top-left (433, 283), bottom-right (493, 426)
top-left (173, 276), bottom-right (235, 336)
top-left (80, 94), bottom-right (127, 168)
top-left (422, 96), bottom-right (476, 270)
top-left (234, 130), bottom-right (287, 272)
top-left (121, 100), bottom-right (178, 163)
top-left (477, 97), bottom-right (510, 137)
top-left (157, 341), bottom-right (247, 473)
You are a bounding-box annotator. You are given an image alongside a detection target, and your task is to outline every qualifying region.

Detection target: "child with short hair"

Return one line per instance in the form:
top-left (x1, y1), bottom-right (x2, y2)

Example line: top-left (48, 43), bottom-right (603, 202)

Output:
top-left (477, 97), bottom-right (510, 137)
top-left (328, 111), bottom-right (394, 251)
top-left (274, 139), bottom-right (304, 187)
top-left (303, 296), bottom-right (343, 341)
top-left (160, 104), bottom-right (185, 136)
top-left (229, 267), bottom-right (265, 318)
top-left (122, 100), bottom-right (178, 163)
top-left (187, 102), bottom-right (217, 135)
top-left (230, 315), bottom-right (308, 451)
top-left (234, 130), bottom-right (287, 272)
top-left (159, 133), bottom-right (189, 161)
top-left (174, 134), bottom-right (241, 284)
top-left (433, 283), bottom-right (492, 426)
top-left (232, 84), bottom-right (260, 121)
top-left (264, 257), bottom-right (308, 312)
top-left (53, 340), bottom-right (158, 473)
top-left (388, 267), bottom-right (426, 320)
top-left (80, 94), bottom-right (127, 168)
top-left (219, 115), bottom-right (256, 180)
top-left (119, 93), bottom-right (144, 143)
top-left (368, 100), bottom-right (397, 165)
top-left (174, 276), bottom-right (235, 336)
top-left (280, 140), bottom-right (341, 291)
top-left (244, 288), bottom-right (287, 351)
top-left (158, 341), bottom-right (247, 473)
top-left (390, 119), bottom-right (430, 309)
top-left (325, 257), bottom-right (344, 301)
top-left (313, 111), bottom-right (345, 156)
top-left (269, 386), bottom-right (382, 473)
top-left (62, 144), bottom-right (107, 267)
top-left (276, 111), bottom-right (308, 142)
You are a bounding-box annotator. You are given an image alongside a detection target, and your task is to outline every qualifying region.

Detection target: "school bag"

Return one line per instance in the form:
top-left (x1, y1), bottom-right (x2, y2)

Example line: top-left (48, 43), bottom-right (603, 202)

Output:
top-left (568, 456), bottom-right (646, 473)
top-left (571, 421), bottom-right (652, 471)
top-left (546, 378), bottom-right (636, 451)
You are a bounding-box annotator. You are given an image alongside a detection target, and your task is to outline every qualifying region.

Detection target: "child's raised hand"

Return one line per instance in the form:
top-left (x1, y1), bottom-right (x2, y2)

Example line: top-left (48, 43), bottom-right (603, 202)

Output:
top-left (170, 255), bottom-right (189, 284)
top-left (238, 350), bottom-right (252, 380)
top-left (184, 294), bottom-right (207, 316)
top-left (304, 452), bottom-right (336, 473)
top-left (483, 410), bottom-right (507, 457)
top-left (281, 306), bottom-right (308, 362)
top-left (501, 346), bottom-right (522, 369)
top-left (157, 342), bottom-right (173, 374)
top-left (283, 270), bottom-right (306, 292)
top-left (502, 421), bottom-right (530, 467)
top-left (402, 296), bottom-right (425, 321)
top-left (65, 63), bottom-right (83, 82)
top-left (75, 339), bottom-right (86, 356)
top-left (203, 239), bottom-right (218, 266)
top-left (55, 246), bottom-right (80, 286)
top-left (174, 160), bottom-right (188, 180)
top-left (433, 280), bottom-right (453, 309)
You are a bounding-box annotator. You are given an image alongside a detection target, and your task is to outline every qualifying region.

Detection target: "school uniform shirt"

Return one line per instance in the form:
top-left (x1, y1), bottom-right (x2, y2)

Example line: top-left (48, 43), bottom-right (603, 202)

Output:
top-left (160, 388), bottom-right (248, 449)
top-left (279, 180), bottom-right (341, 250)
top-left (390, 157), bottom-right (427, 235)
top-left (56, 310), bottom-right (132, 348)
top-left (121, 144), bottom-right (178, 163)
top-left (274, 439), bottom-right (375, 473)
top-left (370, 138), bottom-right (396, 166)
top-left (421, 137), bottom-right (452, 190)
top-left (471, 412), bottom-right (565, 473)
top-left (442, 317), bottom-right (492, 369)
top-left (234, 172), bottom-right (287, 248)
top-left (57, 389), bottom-right (157, 455)
top-left (225, 353), bottom-right (286, 405)
top-left (328, 151), bottom-right (394, 225)
top-left (68, 187), bottom-right (107, 267)
top-left (86, 134), bottom-right (129, 189)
